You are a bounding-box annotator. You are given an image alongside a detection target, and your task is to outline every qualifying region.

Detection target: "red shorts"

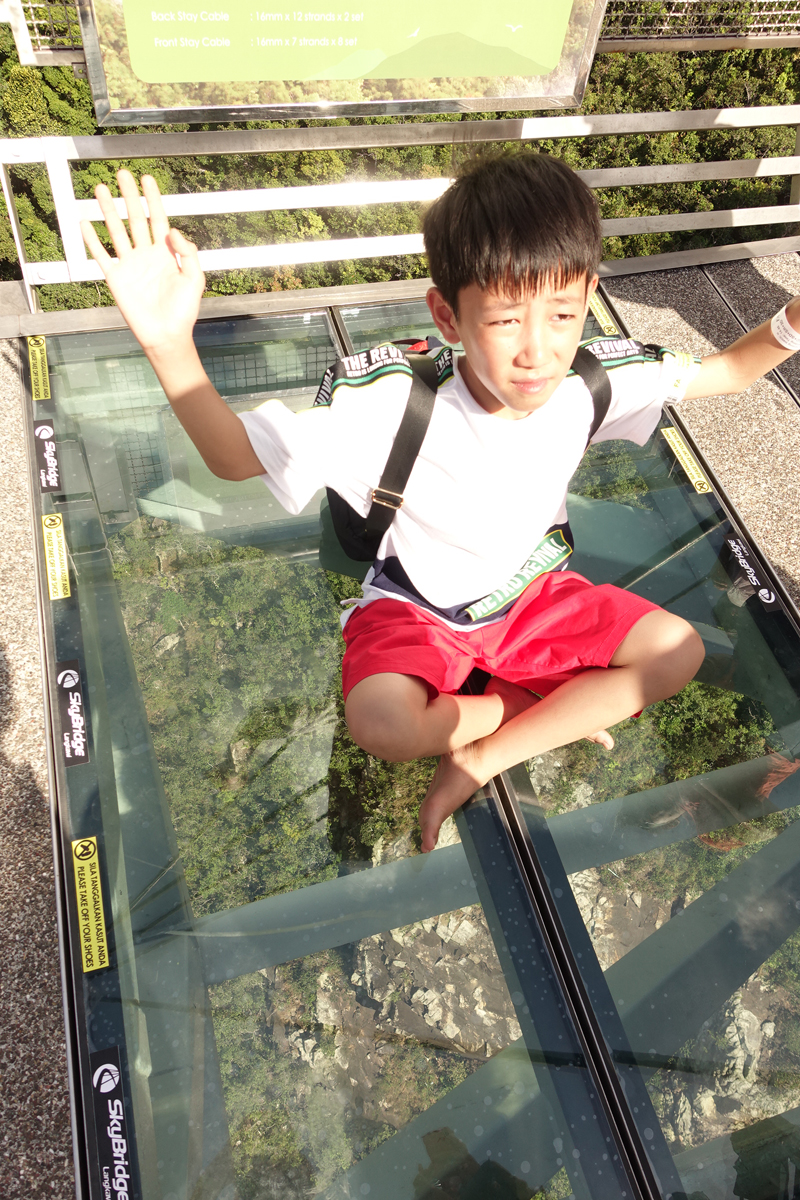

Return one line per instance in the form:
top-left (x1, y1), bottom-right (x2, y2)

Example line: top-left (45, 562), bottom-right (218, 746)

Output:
top-left (341, 571), bottom-right (660, 700)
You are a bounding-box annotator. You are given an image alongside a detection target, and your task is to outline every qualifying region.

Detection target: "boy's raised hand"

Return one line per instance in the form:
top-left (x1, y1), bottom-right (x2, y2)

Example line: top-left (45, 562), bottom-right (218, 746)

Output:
top-left (81, 170), bottom-right (205, 354)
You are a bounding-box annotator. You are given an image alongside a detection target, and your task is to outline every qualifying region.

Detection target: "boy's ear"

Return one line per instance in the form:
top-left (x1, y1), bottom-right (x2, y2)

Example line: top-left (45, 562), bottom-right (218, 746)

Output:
top-left (426, 287), bottom-right (460, 344)
top-left (585, 274), bottom-right (600, 306)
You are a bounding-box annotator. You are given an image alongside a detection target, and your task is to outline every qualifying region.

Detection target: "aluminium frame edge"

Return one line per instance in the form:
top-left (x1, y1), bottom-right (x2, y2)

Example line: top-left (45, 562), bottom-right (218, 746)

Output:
top-left (597, 279), bottom-right (800, 637)
top-left (481, 771), bottom-right (665, 1200)
top-left (17, 334), bottom-right (91, 1200)
top-left (665, 403), bottom-right (800, 637)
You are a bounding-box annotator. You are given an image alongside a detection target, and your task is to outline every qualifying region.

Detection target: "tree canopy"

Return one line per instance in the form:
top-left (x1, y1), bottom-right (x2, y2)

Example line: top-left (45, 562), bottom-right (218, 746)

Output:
top-left (1, 27), bottom-right (798, 307)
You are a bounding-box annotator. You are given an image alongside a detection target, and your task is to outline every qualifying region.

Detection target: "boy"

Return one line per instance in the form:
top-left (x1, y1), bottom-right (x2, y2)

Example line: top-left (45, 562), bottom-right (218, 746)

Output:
top-left (82, 152), bottom-right (800, 853)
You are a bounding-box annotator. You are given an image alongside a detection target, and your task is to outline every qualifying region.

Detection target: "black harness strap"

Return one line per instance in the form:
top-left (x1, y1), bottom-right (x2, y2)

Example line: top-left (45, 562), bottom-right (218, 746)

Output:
top-left (571, 345), bottom-right (613, 445)
top-left (324, 342), bottom-right (612, 567)
top-left (362, 351), bottom-right (438, 544)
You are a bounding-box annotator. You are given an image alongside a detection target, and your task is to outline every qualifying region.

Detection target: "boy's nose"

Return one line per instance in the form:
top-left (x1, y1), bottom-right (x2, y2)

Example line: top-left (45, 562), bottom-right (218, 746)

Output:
top-left (516, 326), bottom-right (550, 368)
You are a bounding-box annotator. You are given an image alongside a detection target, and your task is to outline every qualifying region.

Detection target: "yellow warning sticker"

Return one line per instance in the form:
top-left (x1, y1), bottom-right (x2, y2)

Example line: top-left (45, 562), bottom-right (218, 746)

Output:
top-left (41, 513), bottom-right (71, 599)
top-left (662, 427), bottom-right (712, 495)
top-left (27, 335), bottom-right (51, 401)
top-left (589, 292), bottom-right (619, 336)
top-left (71, 836), bottom-right (109, 973)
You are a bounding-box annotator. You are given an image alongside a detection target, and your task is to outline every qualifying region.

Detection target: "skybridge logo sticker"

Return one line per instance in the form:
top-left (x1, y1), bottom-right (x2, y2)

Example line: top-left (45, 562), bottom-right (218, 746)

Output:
top-left (56, 658), bottom-right (89, 764)
top-left (34, 421), bottom-right (61, 492)
top-left (724, 536), bottom-right (781, 612)
top-left (89, 1046), bottom-right (137, 1200)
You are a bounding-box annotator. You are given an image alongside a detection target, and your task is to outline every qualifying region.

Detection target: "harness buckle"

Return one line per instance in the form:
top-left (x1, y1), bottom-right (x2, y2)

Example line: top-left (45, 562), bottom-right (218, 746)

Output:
top-left (371, 487), bottom-right (404, 510)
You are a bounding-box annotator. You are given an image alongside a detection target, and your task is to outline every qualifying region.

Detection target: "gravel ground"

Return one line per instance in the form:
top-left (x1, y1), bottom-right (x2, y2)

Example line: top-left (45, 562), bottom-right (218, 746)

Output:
top-left (0, 339), bottom-right (74, 1199)
top-left (1, 256), bottom-right (799, 1198)
top-left (603, 258), bottom-right (800, 608)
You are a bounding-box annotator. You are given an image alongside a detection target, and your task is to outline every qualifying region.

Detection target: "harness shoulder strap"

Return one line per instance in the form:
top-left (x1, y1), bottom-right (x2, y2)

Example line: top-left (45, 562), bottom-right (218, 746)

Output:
top-left (362, 351), bottom-right (438, 543)
top-left (571, 345), bottom-right (612, 445)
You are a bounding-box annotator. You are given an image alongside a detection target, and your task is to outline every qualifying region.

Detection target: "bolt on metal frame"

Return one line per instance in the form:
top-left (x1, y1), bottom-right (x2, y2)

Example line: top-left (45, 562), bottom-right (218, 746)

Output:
top-left (3, 104), bottom-right (800, 314)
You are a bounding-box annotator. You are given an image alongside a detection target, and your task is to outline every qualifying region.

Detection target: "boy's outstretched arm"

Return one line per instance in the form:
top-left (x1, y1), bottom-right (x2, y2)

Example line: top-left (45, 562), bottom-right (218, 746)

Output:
top-left (81, 169), bottom-right (264, 482)
top-left (683, 294), bottom-right (800, 400)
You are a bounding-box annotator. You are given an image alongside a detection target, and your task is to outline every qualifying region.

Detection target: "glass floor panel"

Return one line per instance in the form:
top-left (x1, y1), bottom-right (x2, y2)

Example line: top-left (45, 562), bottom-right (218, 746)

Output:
top-left (338, 300), bottom-right (436, 353)
top-left (530, 424), bottom-right (800, 1200)
top-left (338, 295), bottom-right (614, 356)
top-left (24, 294), bottom-right (800, 1200)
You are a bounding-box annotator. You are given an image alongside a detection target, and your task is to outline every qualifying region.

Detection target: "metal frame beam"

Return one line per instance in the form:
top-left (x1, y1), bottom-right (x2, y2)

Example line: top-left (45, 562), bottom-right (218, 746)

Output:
top-left (4, 104), bottom-right (800, 311)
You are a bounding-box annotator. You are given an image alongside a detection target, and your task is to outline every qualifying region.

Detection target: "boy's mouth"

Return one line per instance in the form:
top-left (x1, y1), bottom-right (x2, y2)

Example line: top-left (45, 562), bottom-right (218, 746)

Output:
top-left (511, 377), bottom-right (549, 395)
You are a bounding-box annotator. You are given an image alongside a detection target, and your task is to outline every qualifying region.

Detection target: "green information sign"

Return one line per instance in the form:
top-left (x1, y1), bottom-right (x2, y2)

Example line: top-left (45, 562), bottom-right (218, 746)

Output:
top-left (80, 0), bottom-right (606, 123)
top-left (124, 0), bottom-right (571, 83)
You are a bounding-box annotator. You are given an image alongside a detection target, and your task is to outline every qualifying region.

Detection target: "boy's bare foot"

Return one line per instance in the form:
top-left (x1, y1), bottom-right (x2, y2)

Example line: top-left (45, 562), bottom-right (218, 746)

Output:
top-left (419, 744), bottom-right (486, 854)
top-left (418, 681), bottom-right (617, 852)
top-left (586, 728), bottom-right (614, 750)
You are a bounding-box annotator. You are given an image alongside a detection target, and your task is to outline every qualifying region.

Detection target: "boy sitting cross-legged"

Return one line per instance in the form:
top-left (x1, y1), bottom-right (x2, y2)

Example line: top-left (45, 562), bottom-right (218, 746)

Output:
top-left (82, 152), bottom-right (800, 852)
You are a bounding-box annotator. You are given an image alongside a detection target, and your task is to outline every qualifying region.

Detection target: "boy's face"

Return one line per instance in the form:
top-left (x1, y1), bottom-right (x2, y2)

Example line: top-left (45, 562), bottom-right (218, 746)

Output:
top-left (426, 273), bottom-right (598, 420)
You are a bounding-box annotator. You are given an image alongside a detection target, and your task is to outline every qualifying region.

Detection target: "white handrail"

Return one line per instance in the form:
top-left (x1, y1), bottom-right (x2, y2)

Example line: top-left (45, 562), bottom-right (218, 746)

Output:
top-left (4, 105), bottom-right (800, 307)
top-left (3, 106), bottom-right (800, 165)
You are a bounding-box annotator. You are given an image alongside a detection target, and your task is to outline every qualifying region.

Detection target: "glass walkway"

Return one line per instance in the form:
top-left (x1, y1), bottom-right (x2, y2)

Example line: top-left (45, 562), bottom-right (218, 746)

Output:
top-left (24, 286), bottom-right (800, 1200)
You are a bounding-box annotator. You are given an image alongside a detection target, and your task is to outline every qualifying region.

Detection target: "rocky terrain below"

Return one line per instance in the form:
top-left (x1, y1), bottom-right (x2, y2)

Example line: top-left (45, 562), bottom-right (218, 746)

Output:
top-left (529, 752), bottom-right (800, 1165)
top-left (218, 821), bottom-right (529, 1195)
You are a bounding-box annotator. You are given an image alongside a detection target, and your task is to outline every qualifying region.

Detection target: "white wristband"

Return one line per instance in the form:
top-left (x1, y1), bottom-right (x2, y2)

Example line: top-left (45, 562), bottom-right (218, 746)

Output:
top-left (770, 304), bottom-right (800, 353)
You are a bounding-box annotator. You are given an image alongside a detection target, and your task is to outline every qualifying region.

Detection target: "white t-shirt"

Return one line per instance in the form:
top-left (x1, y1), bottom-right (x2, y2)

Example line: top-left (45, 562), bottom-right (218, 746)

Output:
top-left (240, 339), bottom-right (700, 627)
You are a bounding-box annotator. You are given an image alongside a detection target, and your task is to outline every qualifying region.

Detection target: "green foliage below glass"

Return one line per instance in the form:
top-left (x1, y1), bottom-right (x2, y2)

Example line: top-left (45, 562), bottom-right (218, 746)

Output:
top-left (570, 438), bottom-right (651, 508)
top-left (537, 677), bottom-right (793, 903)
top-left (541, 681), bottom-right (777, 814)
top-left (110, 522), bottom-right (436, 915)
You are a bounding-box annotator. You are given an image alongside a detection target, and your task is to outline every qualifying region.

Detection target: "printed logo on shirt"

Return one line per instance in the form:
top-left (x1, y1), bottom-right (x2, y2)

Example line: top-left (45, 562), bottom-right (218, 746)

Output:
top-left (313, 344), bottom-right (453, 407)
top-left (660, 350), bottom-right (702, 400)
top-left (573, 337), bottom-right (647, 370)
top-left (465, 529), bottom-right (573, 622)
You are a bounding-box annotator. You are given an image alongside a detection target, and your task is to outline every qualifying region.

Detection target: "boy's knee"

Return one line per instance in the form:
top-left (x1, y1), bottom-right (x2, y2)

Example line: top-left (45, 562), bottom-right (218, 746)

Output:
top-left (616, 610), bottom-right (705, 691)
top-left (648, 613), bottom-right (705, 688)
top-left (344, 674), bottom-right (428, 761)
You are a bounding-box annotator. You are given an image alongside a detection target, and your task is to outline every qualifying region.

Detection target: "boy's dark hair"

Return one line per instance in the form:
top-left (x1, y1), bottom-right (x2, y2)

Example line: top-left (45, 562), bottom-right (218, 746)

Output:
top-left (422, 151), bottom-right (602, 313)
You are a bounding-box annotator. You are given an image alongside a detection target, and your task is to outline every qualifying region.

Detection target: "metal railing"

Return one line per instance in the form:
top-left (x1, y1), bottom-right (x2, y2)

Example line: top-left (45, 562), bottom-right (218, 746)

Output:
top-left (3, 0), bottom-right (800, 67)
top-left (598, 0), bottom-right (800, 49)
top-left (0, 0), bottom-right (83, 64)
top-left (3, 104), bottom-right (800, 313)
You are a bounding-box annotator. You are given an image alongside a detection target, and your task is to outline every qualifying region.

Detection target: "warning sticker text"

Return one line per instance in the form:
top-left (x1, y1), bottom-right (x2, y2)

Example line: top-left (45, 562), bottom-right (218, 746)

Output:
top-left (27, 335), bottom-right (51, 401)
top-left (71, 837), bottom-right (109, 973)
top-left (662, 427), bottom-right (712, 494)
top-left (42, 513), bottom-right (70, 599)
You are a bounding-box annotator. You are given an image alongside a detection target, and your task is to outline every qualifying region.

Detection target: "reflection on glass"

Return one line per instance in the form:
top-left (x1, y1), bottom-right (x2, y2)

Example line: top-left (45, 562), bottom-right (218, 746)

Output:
top-left (44, 308), bottom-right (635, 1200)
top-left (40, 299), bottom-right (800, 1200)
top-left (341, 301), bottom-right (445, 354)
top-left (532, 422), bottom-right (800, 1198)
